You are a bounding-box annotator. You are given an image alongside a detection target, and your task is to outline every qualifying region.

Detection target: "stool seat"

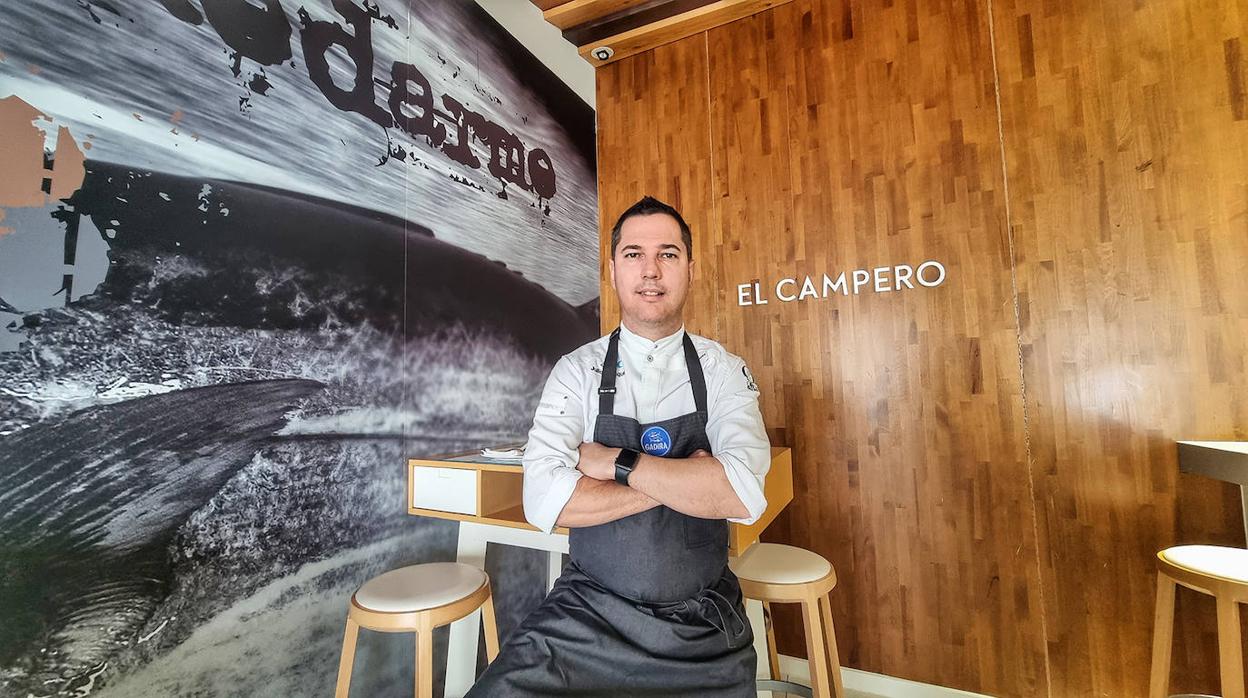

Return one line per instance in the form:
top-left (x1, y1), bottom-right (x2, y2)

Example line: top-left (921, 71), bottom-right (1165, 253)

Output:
top-left (354, 562), bottom-right (486, 613)
top-left (1160, 545), bottom-right (1248, 584)
top-left (337, 562), bottom-right (498, 698)
top-left (731, 542), bottom-right (833, 585)
top-left (1151, 545), bottom-right (1248, 698)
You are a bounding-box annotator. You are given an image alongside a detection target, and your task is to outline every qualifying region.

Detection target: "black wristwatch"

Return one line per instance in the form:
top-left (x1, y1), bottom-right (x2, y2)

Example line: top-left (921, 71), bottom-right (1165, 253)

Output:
top-left (614, 448), bottom-right (641, 486)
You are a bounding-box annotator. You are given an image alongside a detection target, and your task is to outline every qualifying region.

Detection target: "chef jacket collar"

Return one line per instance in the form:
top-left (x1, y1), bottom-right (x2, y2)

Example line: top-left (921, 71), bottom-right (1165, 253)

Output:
top-left (618, 322), bottom-right (687, 362)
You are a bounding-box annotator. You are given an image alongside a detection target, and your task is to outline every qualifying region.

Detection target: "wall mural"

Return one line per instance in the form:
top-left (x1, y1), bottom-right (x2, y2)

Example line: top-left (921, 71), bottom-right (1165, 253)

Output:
top-left (0, 1), bottom-right (598, 695)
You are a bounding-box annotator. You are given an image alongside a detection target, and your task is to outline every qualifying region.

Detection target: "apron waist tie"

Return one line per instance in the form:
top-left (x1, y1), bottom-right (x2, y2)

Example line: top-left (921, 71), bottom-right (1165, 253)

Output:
top-left (570, 560), bottom-right (750, 650)
top-left (683, 587), bottom-right (749, 650)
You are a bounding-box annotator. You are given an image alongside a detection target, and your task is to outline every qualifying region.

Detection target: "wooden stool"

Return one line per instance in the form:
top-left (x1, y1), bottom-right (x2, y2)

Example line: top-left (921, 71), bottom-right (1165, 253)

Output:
top-left (730, 543), bottom-right (844, 698)
top-left (335, 562), bottom-right (499, 698)
top-left (1150, 545), bottom-right (1248, 698)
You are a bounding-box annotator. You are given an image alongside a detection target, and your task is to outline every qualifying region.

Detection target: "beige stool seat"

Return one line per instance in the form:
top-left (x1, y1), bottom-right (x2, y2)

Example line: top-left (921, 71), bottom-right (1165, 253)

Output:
top-left (731, 543), bottom-right (844, 698)
top-left (1150, 545), bottom-right (1248, 698)
top-left (733, 542), bottom-right (833, 585)
top-left (336, 562), bottom-right (499, 698)
top-left (355, 562), bottom-right (487, 612)
top-left (1161, 545), bottom-right (1248, 583)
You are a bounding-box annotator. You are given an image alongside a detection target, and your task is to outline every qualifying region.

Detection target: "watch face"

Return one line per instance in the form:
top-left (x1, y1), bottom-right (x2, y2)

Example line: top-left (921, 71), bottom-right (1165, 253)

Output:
top-left (640, 426), bottom-right (672, 457)
top-left (615, 448), bottom-right (638, 485)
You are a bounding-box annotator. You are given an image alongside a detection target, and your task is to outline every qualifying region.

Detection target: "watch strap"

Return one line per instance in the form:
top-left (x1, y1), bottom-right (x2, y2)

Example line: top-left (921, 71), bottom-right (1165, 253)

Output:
top-left (614, 448), bottom-right (640, 486)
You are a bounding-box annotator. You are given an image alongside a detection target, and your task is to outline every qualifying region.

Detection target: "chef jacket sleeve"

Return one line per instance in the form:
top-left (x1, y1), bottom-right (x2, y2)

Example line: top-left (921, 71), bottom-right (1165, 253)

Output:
top-left (706, 355), bottom-right (771, 525)
top-left (522, 355), bottom-right (586, 534)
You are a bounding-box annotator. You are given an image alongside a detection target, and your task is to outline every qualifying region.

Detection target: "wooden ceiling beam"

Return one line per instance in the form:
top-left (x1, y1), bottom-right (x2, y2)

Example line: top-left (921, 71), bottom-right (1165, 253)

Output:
top-left (543, 0), bottom-right (661, 31)
top-left (530, 0), bottom-right (572, 11)
top-left (576, 0), bottom-right (795, 67)
top-left (562, 0), bottom-right (712, 48)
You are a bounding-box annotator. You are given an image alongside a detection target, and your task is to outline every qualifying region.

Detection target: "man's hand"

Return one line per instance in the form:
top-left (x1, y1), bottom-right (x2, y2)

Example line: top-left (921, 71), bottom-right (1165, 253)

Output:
top-left (576, 442), bottom-right (618, 480)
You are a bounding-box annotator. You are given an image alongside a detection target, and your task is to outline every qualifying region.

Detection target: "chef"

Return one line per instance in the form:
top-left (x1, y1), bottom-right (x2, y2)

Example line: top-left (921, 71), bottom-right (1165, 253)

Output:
top-left (465, 196), bottom-right (771, 697)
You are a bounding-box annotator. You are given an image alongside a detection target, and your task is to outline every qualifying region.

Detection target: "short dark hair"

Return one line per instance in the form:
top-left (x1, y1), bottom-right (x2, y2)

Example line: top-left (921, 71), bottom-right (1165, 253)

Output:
top-left (609, 196), bottom-right (693, 260)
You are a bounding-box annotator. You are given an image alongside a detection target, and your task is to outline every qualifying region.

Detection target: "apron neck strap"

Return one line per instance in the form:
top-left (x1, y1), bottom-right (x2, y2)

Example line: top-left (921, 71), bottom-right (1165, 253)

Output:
top-left (598, 328), bottom-right (623, 415)
top-left (682, 332), bottom-right (708, 414)
top-left (598, 328), bottom-right (708, 416)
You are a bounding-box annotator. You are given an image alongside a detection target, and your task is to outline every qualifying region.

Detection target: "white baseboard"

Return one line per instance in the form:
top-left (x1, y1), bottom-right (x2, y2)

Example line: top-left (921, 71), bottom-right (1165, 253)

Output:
top-left (777, 654), bottom-right (993, 698)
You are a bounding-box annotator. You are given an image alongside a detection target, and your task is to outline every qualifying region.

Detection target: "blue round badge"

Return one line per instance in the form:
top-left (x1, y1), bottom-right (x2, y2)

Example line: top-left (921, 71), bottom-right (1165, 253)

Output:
top-left (640, 426), bottom-right (672, 457)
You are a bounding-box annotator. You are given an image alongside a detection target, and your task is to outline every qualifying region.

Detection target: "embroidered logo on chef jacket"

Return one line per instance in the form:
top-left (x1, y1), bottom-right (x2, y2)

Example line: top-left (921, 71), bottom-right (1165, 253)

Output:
top-left (743, 366), bottom-right (759, 392)
top-left (640, 426), bottom-right (673, 456)
top-left (590, 359), bottom-right (625, 377)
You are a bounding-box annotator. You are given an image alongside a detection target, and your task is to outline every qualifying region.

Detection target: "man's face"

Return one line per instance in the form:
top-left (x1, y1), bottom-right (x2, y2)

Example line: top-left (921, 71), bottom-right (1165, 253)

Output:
top-left (609, 213), bottom-right (694, 335)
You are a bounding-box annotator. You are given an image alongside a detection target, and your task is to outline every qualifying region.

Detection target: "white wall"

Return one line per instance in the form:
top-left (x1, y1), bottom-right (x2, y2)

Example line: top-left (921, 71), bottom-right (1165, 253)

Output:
top-left (473, 0), bottom-right (595, 110)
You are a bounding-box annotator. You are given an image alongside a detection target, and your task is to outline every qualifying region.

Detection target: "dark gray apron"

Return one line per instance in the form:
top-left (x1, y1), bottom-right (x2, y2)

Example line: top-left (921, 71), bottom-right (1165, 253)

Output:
top-left (465, 329), bottom-right (756, 697)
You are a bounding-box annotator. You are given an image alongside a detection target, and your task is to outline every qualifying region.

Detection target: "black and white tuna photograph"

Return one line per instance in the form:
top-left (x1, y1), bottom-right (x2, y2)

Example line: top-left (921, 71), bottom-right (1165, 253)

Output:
top-left (0, 1), bottom-right (598, 695)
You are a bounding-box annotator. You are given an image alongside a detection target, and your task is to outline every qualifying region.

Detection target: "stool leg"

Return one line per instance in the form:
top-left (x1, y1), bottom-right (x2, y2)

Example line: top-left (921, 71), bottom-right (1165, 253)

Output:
top-left (1148, 573), bottom-right (1175, 698)
top-left (745, 598), bottom-right (771, 690)
top-left (334, 616), bottom-right (360, 698)
top-left (416, 617), bottom-right (434, 698)
top-left (819, 594), bottom-right (844, 698)
top-left (763, 602), bottom-right (782, 691)
top-left (448, 531), bottom-right (487, 697)
top-left (481, 586), bottom-right (500, 663)
top-left (1217, 595), bottom-right (1245, 698)
top-left (800, 597), bottom-right (832, 698)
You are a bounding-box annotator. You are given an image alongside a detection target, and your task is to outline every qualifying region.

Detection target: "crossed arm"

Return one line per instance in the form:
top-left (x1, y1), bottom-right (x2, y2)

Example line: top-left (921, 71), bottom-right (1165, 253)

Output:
top-left (554, 444), bottom-right (749, 528)
top-left (521, 352), bottom-right (769, 534)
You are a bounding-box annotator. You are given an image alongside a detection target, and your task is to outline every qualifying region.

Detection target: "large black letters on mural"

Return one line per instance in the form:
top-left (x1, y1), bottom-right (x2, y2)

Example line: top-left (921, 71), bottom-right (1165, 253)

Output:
top-left (298, 0), bottom-right (393, 128)
top-left (389, 61), bottom-right (445, 145)
top-left (160, 0), bottom-right (558, 199)
top-left (154, 0), bottom-right (205, 25)
top-left (203, 0), bottom-right (294, 76)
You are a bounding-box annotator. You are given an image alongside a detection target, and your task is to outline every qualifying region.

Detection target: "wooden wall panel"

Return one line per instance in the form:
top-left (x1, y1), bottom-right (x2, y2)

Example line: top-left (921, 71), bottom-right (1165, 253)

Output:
top-left (701, 1), bottom-right (1047, 693)
top-left (992, 0), bottom-right (1248, 695)
top-left (599, 0), bottom-right (1049, 693)
top-left (595, 0), bottom-right (1248, 694)
top-left (595, 34), bottom-right (720, 338)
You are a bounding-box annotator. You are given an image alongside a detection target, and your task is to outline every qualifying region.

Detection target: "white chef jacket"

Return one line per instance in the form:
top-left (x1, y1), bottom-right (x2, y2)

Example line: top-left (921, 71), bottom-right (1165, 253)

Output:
top-left (522, 323), bottom-right (771, 535)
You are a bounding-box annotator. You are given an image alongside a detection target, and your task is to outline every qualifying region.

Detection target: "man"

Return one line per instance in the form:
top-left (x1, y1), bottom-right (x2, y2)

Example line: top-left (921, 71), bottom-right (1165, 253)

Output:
top-left (466, 196), bottom-right (771, 697)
